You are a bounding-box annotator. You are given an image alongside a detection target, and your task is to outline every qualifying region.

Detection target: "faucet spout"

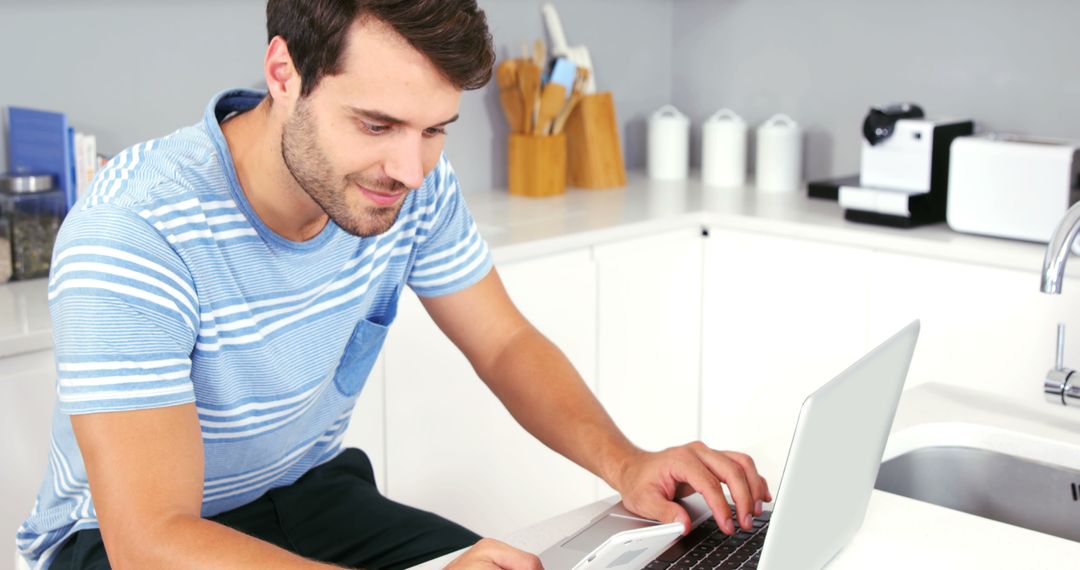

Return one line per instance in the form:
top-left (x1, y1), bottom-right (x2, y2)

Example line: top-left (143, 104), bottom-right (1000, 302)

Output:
top-left (1041, 200), bottom-right (1080, 294)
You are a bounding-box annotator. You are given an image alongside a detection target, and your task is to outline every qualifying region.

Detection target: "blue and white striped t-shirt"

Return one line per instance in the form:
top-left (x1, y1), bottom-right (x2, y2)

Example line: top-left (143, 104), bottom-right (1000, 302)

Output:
top-left (17, 89), bottom-right (493, 568)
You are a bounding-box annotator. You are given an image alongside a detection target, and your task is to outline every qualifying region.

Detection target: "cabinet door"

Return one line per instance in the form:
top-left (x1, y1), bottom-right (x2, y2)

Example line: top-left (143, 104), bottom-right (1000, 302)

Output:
top-left (701, 230), bottom-right (871, 457)
top-left (594, 228), bottom-right (704, 454)
top-left (867, 252), bottom-right (1080, 405)
top-left (1, 349), bottom-right (56, 554)
top-left (383, 250), bottom-right (598, 537)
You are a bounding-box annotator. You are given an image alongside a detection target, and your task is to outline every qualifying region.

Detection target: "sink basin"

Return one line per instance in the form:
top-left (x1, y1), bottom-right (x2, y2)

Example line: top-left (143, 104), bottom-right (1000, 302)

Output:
top-left (876, 444), bottom-right (1080, 542)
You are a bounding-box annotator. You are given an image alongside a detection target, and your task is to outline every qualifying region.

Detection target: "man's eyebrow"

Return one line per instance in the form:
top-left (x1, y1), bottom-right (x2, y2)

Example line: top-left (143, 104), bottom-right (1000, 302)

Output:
top-left (347, 107), bottom-right (459, 128)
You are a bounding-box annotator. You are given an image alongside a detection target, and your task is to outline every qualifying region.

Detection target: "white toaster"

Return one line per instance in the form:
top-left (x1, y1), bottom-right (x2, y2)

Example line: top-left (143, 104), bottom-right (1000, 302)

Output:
top-left (947, 134), bottom-right (1080, 244)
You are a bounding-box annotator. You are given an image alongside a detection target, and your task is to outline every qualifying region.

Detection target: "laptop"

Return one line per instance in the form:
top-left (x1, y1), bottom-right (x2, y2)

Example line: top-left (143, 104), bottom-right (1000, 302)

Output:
top-left (539, 320), bottom-right (920, 570)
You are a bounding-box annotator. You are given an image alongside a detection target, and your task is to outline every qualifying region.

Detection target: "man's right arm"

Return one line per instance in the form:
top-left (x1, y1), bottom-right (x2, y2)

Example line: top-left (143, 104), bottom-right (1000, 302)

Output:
top-left (71, 403), bottom-right (335, 569)
top-left (74, 403), bottom-right (543, 569)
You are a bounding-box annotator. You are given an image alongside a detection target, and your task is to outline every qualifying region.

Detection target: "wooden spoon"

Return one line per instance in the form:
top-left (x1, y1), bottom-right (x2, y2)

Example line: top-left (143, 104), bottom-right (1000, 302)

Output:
top-left (496, 59), bottom-right (524, 133)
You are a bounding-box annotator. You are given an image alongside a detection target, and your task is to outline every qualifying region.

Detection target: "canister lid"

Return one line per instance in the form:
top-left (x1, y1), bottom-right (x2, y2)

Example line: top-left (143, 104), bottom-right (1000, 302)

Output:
top-left (651, 104), bottom-right (689, 125)
top-left (758, 114), bottom-right (799, 132)
top-left (0, 173), bottom-right (57, 194)
top-left (704, 108), bottom-right (745, 125)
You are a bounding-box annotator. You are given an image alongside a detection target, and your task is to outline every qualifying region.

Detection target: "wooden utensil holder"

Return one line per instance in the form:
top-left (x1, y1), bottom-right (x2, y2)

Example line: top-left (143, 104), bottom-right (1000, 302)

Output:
top-left (563, 91), bottom-right (627, 189)
top-left (508, 133), bottom-right (567, 198)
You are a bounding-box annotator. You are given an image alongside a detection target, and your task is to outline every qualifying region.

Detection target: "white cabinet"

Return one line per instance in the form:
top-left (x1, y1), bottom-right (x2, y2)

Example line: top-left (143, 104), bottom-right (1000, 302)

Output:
top-left (11, 214), bottom-right (1080, 550)
top-left (383, 250), bottom-right (599, 537)
top-left (594, 228), bottom-right (704, 453)
top-left (700, 229), bottom-right (872, 457)
top-left (341, 353), bottom-right (387, 493)
top-left (867, 252), bottom-right (1080, 405)
top-left (1, 349), bottom-right (56, 563)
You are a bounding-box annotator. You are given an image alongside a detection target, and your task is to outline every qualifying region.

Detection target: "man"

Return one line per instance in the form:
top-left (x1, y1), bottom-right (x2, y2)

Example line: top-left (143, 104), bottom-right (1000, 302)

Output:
top-left (17, 1), bottom-right (771, 568)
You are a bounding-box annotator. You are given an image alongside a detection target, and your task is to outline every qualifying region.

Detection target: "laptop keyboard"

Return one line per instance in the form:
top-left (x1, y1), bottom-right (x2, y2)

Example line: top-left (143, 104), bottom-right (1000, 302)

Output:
top-left (645, 505), bottom-right (771, 570)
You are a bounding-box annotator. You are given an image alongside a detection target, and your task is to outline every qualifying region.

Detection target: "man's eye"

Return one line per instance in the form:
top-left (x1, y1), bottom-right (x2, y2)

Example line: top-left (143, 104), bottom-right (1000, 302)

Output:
top-left (362, 122), bottom-right (390, 135)
top-left (424, 127), bottom-right (447, 138)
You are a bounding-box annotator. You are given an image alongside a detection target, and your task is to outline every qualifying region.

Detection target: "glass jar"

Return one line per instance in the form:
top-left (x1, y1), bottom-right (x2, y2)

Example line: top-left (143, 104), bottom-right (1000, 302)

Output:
top-left (0, 210), bottom-right (10, 284)
top-left (0, 173), bottom-right (64, 281)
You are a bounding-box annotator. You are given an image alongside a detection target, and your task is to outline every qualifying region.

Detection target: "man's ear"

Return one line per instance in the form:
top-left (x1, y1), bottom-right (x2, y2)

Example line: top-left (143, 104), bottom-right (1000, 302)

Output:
top-left (264, 35), bottom-right (302, 107)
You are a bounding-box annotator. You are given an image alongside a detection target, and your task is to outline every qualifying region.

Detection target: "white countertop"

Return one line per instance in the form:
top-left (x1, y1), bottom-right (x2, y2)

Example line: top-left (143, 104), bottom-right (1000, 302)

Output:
top-left (416, 383), bottom-right (1080, 569)
top-left (0, 278), bottom-right (53, 359)
top-left (3, 173), bottom-right (1067, 360)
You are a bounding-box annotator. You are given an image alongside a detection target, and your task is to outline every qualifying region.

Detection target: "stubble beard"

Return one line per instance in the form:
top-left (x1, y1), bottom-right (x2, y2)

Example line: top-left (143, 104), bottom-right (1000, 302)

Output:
top-left (281, 99), bottom-right (407, 238)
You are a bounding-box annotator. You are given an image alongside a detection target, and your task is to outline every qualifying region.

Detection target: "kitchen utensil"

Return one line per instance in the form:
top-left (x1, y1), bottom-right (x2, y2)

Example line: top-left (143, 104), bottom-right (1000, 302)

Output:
top-left (647, 105), bottom-right (690, 181)
top-left (547, 57), bottom-right (577, 93)
top-left (542, 3), bottom-right (596, 94)
top-left (517, 60), bottom-right (542, 136)
top-left (755, 114), bottom-right (802, 193)
top-left (551, 66), bottom-right (588, 135)
top-left (496, 59), bottom-right (525, 134)
top-left (701, 108), bottom-right (748, 188)
top-left (537, 83), bottom-right (567, 135)
top-left (551, 90), bottom-right (583, 135)
top-left (533, 38), bottom-right (546, 70)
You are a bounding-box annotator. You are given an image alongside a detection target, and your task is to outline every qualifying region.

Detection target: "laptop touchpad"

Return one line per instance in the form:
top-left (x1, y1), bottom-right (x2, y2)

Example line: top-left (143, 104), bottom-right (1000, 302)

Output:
top-left (561, 515), bottom-right (657, 553)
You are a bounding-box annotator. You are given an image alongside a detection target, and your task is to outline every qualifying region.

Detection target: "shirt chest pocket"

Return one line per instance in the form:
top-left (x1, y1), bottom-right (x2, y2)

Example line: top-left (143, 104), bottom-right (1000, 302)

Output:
top-left (332, 318), bottom-right (389, 397)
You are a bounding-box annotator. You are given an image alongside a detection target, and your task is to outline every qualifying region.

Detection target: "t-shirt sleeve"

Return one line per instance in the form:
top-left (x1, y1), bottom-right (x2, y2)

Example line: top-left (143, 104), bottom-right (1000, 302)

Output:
top-left (48, 204), bottom-right (198, 415)
top-left (406, 155), bottom-right (494, 297)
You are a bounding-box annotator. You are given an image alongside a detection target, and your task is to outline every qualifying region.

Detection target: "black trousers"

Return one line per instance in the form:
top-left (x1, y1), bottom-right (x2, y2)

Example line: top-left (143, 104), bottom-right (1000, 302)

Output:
top-left (50, 448), bottom-right (480, 569)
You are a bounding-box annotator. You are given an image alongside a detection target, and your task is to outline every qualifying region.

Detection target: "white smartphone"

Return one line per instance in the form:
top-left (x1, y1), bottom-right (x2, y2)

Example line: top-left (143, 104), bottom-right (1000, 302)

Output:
top-left (570, 522), bottom-right (685, 570)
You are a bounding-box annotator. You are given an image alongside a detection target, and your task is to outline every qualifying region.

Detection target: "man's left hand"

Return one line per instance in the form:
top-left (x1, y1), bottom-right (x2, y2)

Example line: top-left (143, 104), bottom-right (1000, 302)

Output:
top-left (611, 442), bottom-right (773, 536)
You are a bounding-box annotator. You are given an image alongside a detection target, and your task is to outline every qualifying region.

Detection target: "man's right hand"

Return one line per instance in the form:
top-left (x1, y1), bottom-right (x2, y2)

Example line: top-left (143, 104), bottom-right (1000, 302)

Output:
top-left (445, 538), bottom-right (543, 569)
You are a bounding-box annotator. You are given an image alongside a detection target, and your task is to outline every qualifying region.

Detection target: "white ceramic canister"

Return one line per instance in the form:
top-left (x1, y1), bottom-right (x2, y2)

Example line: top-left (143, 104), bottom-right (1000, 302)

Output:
top-left (647, 105), bottom-right (690, 181)
top-left (701, 108), bottom-right (748, 188)
top-left (755, 113), bottom-right (802, 193)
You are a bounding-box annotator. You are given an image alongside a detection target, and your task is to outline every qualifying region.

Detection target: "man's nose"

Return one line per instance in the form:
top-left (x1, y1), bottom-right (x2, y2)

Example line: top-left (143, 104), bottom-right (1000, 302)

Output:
top-left (383, 133), bottom-right (425, 190)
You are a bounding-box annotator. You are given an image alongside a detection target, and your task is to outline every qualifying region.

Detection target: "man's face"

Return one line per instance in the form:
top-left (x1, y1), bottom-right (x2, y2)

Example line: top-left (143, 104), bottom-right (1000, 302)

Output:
top-left (281, 17), bottom-right (462, 238)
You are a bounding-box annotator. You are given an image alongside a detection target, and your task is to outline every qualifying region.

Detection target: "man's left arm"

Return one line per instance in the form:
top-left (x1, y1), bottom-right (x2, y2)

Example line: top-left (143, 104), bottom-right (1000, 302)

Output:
top-left (420, 268), bottom-right (772, 536)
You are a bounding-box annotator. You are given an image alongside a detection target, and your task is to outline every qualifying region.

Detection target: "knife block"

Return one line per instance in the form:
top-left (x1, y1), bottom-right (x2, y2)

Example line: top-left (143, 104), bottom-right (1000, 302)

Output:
top-left (563, 92), bottom-right (627, 189)
top-left (508, 133), bottom-right (567, 197)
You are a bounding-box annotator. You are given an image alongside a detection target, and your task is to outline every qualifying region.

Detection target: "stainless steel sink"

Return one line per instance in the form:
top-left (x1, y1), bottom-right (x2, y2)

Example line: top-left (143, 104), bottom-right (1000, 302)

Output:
top-left (875, 446), bottom-right (1080, 542)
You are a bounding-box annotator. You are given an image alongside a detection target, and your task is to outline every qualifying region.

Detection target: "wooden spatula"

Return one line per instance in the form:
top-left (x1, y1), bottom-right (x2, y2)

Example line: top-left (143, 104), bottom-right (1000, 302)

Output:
top-left (551, 67), bottom-right (590, 134)
top-left (496, 59), bottom-right (525, 133)
top-left (517, 60), bottom-right (542, 136)
top-left (536, 83), bottom-right (567, 135)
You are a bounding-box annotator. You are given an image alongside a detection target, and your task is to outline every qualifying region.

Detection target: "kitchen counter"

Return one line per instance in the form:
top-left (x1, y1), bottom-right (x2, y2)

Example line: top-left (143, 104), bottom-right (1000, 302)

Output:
top-left (2, 173), bottom-right (1068, 359)
top-left (415, 382), bottom-right (1080, 569)
top-left (0, 278), bottom-right (53, 359)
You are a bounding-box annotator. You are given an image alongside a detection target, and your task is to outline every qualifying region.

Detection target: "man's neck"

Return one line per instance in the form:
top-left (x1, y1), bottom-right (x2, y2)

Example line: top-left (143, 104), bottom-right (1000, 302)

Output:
top-left (220, 99), bottom-right (330, 242)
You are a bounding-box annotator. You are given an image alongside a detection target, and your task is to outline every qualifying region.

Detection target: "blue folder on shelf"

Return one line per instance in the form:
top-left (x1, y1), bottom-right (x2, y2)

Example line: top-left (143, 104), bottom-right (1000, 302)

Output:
top-left (7, 106), bottom-right (77, 210)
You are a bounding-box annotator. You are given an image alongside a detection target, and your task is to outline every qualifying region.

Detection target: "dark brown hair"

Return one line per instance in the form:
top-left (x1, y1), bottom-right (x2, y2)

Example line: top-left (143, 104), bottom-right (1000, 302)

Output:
top-left (266, 0), bottom-right (495, 96)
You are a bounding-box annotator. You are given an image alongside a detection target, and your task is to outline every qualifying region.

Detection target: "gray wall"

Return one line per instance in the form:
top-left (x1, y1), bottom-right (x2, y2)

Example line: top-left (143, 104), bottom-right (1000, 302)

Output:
top-left (672, 0), bottom-right (1080, 181)
top-left (8, 1), bottom-right (1079, 191)
top-left (0, 0), bottom-right (673, 193)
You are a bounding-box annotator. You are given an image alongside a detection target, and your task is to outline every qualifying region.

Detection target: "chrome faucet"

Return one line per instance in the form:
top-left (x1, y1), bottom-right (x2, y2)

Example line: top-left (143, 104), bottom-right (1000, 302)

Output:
top-left (1041, 200), bottom-right (1080, 294)
top-left (1044, 324), bottom-right (1077, 405)
top-left (1042, 200), bottom-right (1080, 405)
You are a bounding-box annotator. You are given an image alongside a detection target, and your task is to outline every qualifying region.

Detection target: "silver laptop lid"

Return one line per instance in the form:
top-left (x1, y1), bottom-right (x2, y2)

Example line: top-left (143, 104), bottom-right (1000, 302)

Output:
top-left (758, 320), bottom-right (920, 570)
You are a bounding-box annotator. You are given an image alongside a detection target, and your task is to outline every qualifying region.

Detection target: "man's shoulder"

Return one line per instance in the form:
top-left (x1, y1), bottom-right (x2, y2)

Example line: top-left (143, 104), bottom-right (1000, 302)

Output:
top-left (427, 153), bottom-right (459, 195)
top-left (57, 122), bottom-right (239, 262)
top-left (78, 123), bottom-right (229, 215)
